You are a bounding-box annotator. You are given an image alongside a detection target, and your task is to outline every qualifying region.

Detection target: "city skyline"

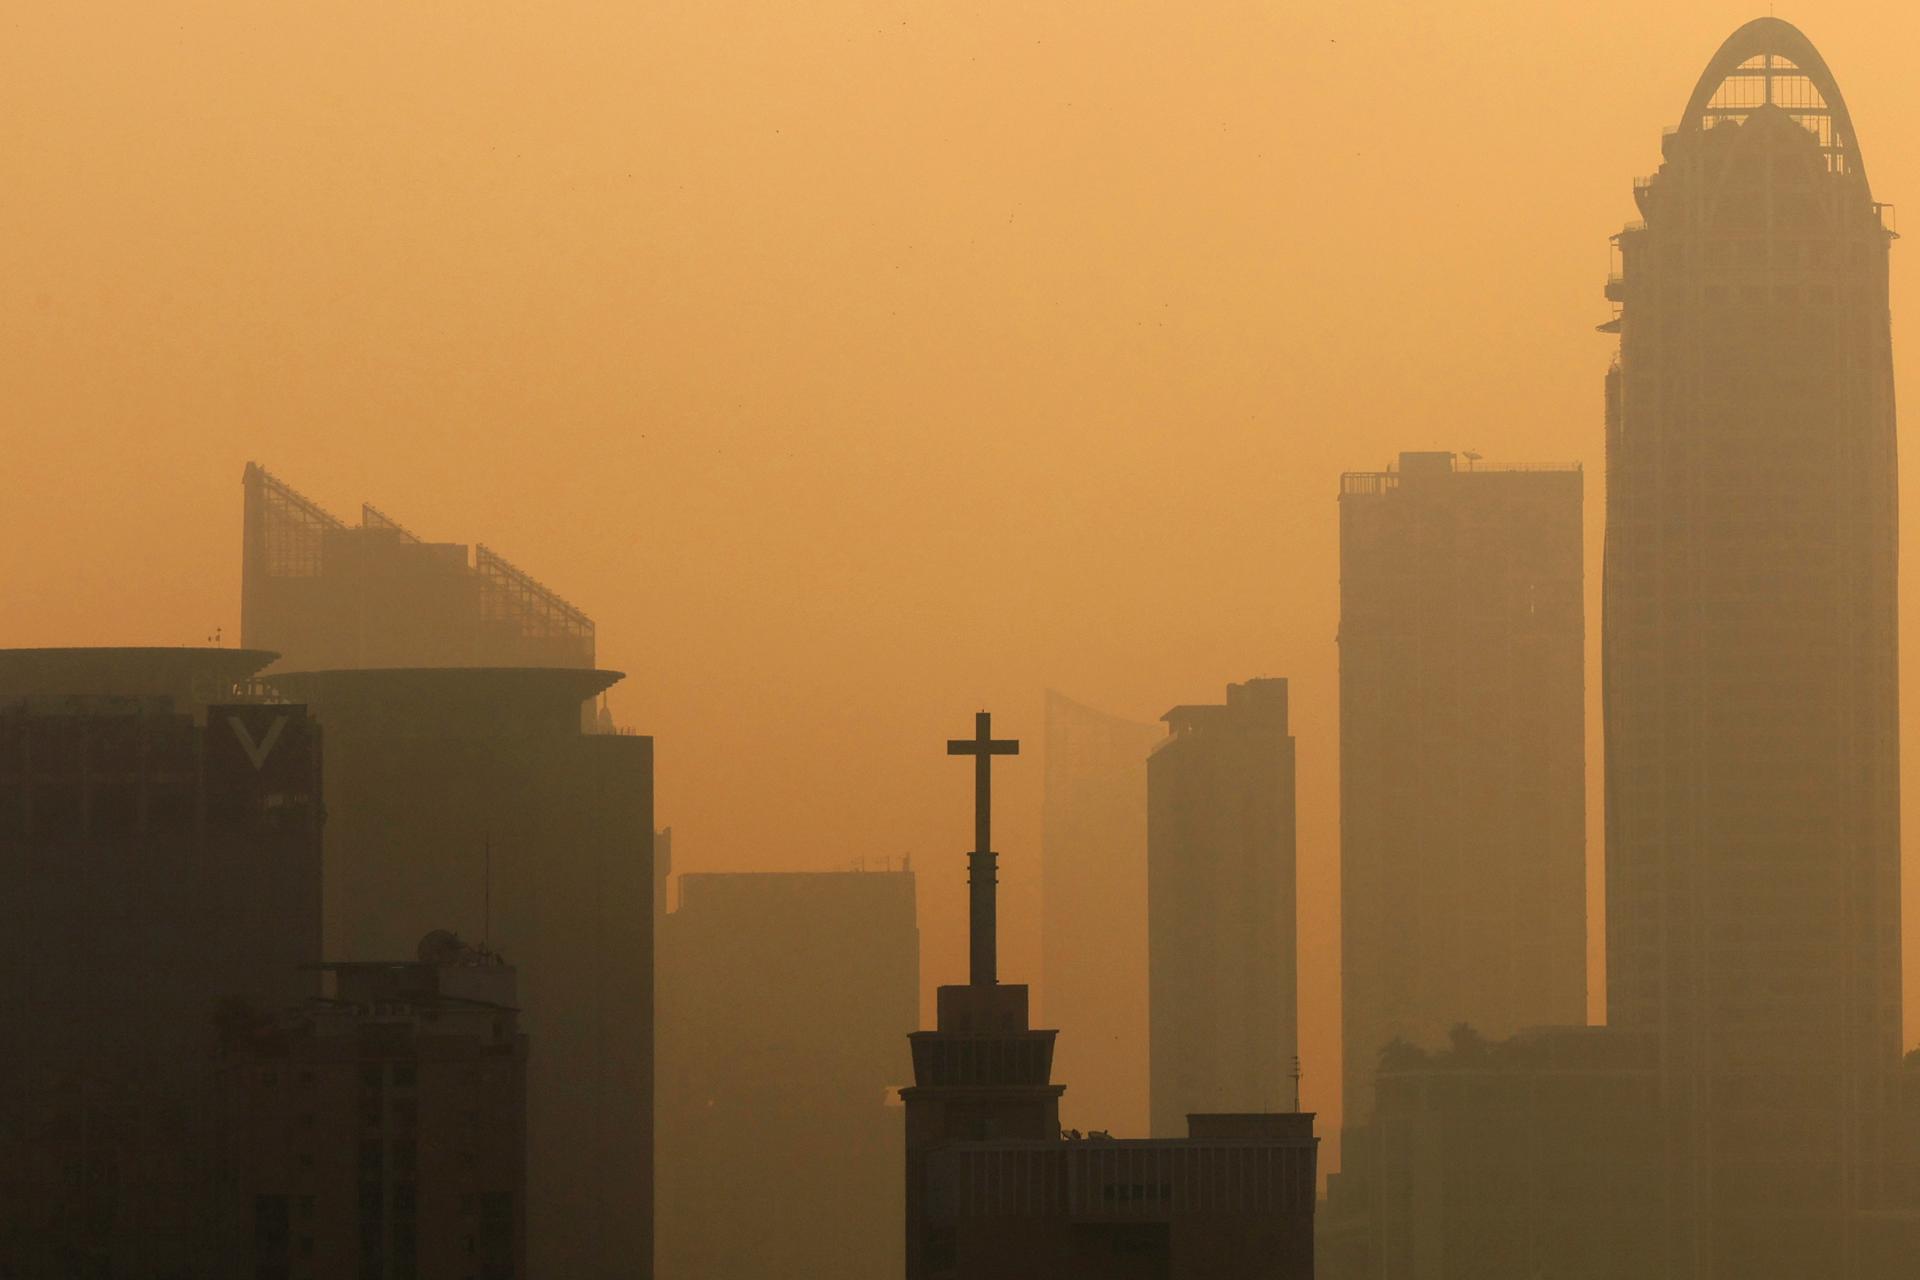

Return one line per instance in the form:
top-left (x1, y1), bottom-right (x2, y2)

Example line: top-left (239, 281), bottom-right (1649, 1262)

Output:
top-left (9, 3), bottom-right (1920, 1191)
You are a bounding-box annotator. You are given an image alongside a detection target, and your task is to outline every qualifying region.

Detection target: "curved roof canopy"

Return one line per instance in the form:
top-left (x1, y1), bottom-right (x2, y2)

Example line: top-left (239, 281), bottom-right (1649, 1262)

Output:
top-left (266, 666), bottom-right (625, 738)
top-left (1679, 17), bottom-right (1868, 191)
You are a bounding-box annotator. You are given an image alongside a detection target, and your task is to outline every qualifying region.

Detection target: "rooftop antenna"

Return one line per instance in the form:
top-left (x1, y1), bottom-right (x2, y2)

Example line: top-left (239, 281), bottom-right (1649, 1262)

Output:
top-left (1291, 1055), bottom-right (1304, 1112)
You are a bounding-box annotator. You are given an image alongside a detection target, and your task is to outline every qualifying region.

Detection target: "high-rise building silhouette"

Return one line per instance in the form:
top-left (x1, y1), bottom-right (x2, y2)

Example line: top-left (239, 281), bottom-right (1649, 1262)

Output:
top-left (216, 932), bottom-right (528, 1280)
top-left (1147, 679), bottom-right (1297, 1137)
top-left (1602, 18), bottom-right (1901, 1277)
top-left (656, 867), bottom-right (918, 1280)
top-left (1041, 689), bottom-right (1159, 1135)
top-left (267, 667), bottom-right (653, 1280)
top-left (0, 648), bottom-right (322, 1277)
top-left (241, 462), bottom-right (595, 673)
top-left (903, 711), bottom-right (1318, 1279)
top-left (1337, 452), bottom-right (1584, 1127)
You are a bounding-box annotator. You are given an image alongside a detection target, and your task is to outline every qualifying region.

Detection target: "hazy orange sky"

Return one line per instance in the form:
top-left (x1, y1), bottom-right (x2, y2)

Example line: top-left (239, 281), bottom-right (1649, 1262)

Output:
top-left (5, 3), bottom-right (1919, 1157)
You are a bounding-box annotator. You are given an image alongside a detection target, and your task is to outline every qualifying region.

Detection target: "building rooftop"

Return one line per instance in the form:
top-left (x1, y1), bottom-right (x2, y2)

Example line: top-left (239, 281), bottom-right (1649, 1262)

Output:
top-left (0, 646), bottom-right (279, 709)
top-left (1340, 453), bottom-right (1582, 498)
top-left (267, 665), bottom-right (624, 736)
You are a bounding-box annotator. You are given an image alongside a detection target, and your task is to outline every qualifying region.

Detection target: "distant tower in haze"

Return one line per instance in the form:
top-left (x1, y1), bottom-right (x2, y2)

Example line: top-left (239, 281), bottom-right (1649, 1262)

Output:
top-left (1041, 689), bottom-right (1160, 1135)
top-left (1603, 18), bottom-right (1900, 1278)
top-left (657, 866), bottom-right (919, 1280)
top-left (1337, 451), bottom-right (1585, 1127)
top-left (1146, 678), bottom-right (1297, 1137)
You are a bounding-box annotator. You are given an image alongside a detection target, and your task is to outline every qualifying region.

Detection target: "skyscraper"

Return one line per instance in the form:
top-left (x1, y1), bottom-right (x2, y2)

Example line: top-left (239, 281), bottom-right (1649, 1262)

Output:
top-left (1338, 452), bottom-right (1585, 1127)
top-left (0, 648), bottom-right (322, 1276)
top-left (657, 867), bottom-right (919, 1280)
top-left (267, 666), bottom-right (654, 1280)
top-left (1147, 679), bottom-right (1297, 1138)
top-left (1602, 19), bottom-right (1900, 1278)
top-left (1041, 690), bottom-right (1160, 1135)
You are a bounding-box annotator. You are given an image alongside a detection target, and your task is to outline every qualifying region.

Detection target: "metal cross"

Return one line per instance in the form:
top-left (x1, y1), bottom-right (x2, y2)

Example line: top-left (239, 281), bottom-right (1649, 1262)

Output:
top-left (947, 710), bottom-right (1019, 985)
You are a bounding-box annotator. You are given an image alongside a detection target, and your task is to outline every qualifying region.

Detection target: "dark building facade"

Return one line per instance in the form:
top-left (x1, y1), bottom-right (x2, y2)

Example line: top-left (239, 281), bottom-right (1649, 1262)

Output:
top-left (1041, 690), bottom-right (1160, 1136)
top-left (1856, 1051), bottom-right (1920, 1269)
top-left (241, 463), bottom-right (595, 674)
top-left (1319, 1027), bottom-right (1661, 1280)
top-left (216, 934), bottom-right (528, 1280)
top-left (1147, 679), bottom-right (1298, 1137)
top-left (656, 868), bottom-right (919, 1280)
top-left (266, 667), bottom-right (652, 1280)
top-left (1338, 453), bottom-right (1585, 1128)
top-left (1602, 19), bottom-right (1902, 1278)
top-left (905, 710), bottom-right (1317, 1280)
top-left (0, 648), bottom-right (322, 1277)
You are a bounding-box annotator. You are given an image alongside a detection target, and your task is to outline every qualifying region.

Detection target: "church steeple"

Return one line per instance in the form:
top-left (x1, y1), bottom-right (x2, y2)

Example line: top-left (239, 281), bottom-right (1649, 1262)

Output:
top-left (902, 709), bottom-right (1064, 1275)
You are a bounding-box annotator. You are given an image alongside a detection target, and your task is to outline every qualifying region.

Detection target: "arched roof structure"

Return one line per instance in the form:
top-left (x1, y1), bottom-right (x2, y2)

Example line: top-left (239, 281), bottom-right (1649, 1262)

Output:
top-left (1678, 17), bottom-right (1869, 192)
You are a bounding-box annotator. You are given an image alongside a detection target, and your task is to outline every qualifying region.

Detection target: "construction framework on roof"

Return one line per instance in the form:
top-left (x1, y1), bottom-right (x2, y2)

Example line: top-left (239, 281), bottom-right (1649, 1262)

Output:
top-left (241, 462), bottom-right (596, 671)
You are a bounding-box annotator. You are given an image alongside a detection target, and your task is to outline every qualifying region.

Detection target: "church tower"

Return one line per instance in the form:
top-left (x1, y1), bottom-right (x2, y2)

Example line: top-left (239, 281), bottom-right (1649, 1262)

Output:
top-left (900, 710), bottom-right (1318, 1279)
top-left (900, 712), bottom-right (1064, 1276)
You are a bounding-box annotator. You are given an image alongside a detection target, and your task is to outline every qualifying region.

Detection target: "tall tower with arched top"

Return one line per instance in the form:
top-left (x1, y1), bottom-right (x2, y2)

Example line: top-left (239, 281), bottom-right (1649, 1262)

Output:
top-left (1602, 18), bottom-right (1901, 1278)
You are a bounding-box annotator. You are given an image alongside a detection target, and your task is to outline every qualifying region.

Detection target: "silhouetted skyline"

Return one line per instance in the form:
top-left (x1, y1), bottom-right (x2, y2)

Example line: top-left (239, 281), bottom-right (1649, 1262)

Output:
top-left (16, 9), bottom-right (1920, 1162)
top-left (7, 8), bottom-right (1920, 1279)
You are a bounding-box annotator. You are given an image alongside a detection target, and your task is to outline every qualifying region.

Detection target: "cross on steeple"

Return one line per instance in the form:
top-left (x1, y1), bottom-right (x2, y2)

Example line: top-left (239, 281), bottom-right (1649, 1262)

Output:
top-left (947, 710), bottom-right (1019, 986)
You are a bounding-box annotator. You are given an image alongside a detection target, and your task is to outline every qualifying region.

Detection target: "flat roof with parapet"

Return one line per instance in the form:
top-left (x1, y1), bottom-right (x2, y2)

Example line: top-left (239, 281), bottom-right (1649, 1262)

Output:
top-left (0, 647), bottom-right (280, 706)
